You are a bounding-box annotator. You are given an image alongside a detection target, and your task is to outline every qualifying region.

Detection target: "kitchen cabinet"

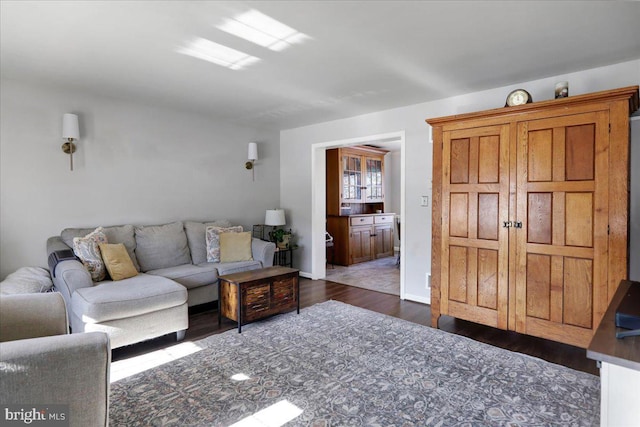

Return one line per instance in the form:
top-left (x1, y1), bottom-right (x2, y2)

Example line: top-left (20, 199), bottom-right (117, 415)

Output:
top-left (326, 146), bottom-right (387, 216)
top-left (427, 86), bottom-right (639, 348)
top-left (327, 214), bottom-right (396, 266)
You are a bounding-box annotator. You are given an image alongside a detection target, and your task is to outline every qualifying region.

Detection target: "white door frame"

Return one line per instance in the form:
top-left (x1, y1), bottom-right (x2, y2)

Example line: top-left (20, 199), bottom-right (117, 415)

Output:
top-left (310, 131), bottom-right (406, 299)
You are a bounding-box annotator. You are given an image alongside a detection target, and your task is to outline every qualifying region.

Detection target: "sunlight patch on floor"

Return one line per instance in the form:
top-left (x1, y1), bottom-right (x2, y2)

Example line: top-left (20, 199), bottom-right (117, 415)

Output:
top-left (110, 341), bottom-right (203, 382)
top-left (229, 400), bottom-right (303, 427)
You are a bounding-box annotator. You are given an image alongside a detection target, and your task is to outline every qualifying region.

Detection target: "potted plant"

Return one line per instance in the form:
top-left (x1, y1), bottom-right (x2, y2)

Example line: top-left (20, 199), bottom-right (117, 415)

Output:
top-left (271, 228), bottom-right (292, 249)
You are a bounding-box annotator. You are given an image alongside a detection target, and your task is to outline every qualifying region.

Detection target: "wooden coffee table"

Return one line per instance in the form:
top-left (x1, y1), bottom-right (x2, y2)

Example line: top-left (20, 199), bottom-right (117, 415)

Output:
top-left (218, 266), bottom-right (299, 332)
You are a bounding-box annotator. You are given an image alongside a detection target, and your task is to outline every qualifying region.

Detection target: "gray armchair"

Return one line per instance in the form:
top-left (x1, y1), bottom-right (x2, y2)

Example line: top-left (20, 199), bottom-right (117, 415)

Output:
top-left (0, 293), bottom-right (110, 427)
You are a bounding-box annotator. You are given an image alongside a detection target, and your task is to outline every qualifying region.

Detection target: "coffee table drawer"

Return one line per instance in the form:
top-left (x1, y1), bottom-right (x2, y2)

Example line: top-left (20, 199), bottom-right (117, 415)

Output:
top-left (272, 277), bottom-right (296, 309)
top-left (244, 284), bottom-right (270, 317)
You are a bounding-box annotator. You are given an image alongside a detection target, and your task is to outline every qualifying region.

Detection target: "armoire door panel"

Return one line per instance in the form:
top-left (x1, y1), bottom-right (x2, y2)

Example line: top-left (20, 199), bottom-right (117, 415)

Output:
top-left (565, 124), bottom-right (595, 181)
top-left (450, 138), bottom-right (470, 184)
top-left (565, 193), bottom-right (593, 247)
top-left (478, 135), bottom-right (500, 183)
top-left (526, 254), bottom-right (551, 320)
top-left (563, 257), bottom-right (593, 329)
top-left (527, 129), bottom-right (553, 182)
top-left (449, 193), bottom-right (469, 237)
top-left (527, 193), bottom-right (552, 244)
top-left (477, 193), bottom-right (499, 240)
top-left (449, 246), bottom-right (468, 303)
top-left (477, 249), bottom-right (498, 310)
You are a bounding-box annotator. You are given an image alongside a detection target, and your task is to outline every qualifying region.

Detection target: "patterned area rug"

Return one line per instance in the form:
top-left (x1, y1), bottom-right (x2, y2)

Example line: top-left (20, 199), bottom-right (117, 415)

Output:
top-left (110, 301), bottom-right (599, 426)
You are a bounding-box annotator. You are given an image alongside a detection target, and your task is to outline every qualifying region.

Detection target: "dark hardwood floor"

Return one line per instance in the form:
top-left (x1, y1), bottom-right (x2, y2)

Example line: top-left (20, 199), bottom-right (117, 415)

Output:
top-left (113, 278), bottom-right (599, 376)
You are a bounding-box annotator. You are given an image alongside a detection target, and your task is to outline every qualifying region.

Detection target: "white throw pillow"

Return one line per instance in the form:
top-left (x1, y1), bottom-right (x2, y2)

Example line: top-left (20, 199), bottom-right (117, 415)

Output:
top-left (73, 227), bottom-right (108, 281)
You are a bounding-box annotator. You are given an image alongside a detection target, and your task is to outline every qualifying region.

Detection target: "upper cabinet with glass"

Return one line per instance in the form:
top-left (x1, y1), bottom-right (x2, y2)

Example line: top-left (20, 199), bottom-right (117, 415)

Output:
top-left (326, 146), bottom-right (388, 216)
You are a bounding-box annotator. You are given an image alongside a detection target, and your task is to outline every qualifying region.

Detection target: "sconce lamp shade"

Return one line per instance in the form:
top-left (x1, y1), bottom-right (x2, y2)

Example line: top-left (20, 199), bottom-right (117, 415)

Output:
top-left (62, 114), bottom-right (79, 140)
top-left (265, 209), bottom-right (285, 226)
top-left (248, 142), bottom-right (258, 161)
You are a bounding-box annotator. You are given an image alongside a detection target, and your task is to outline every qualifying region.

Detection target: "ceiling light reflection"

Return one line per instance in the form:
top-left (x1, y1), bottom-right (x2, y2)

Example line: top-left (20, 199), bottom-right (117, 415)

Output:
top-left (218, 9), bottom-right (309, 51)
top-left (177, 37), bottom-right (260, 70)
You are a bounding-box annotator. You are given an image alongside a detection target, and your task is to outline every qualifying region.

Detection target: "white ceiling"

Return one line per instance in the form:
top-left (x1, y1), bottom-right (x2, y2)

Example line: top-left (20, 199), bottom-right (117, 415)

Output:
top-left (1, 1), bottom-right (639, 131)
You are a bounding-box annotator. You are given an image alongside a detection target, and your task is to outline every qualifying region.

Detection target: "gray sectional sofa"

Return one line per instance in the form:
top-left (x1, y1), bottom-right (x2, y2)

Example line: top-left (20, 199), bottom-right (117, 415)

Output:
top-left (46, 220), bottom-right (275, 348)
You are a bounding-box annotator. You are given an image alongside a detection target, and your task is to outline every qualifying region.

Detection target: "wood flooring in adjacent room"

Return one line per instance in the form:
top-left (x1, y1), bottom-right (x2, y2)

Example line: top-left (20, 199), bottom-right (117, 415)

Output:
top-left (113, 278), bottom-right (599, 376)
top-left (325, 255), bottom-right (400, 295)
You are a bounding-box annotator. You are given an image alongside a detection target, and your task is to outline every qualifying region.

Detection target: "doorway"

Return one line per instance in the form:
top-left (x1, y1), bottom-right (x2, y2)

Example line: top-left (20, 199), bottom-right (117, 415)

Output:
top-left (310, 131), bottom-right (406, 299)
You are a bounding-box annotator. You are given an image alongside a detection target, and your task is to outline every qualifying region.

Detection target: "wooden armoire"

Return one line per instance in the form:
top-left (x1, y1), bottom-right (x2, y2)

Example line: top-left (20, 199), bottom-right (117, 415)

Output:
top-left (427, 86), bottom-right (639, 348)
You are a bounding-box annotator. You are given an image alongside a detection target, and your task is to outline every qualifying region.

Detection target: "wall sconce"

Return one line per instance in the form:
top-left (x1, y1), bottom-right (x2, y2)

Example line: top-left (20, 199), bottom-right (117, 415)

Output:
top-left (61, 113), bottom-right (79, 171)
top-left (245, 142), bottom-right (258, 181)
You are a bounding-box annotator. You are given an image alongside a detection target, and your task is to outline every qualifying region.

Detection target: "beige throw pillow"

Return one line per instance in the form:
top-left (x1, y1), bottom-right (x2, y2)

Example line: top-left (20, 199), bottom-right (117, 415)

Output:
top-left (219, 232), bottom-right (253, 263)
top-left (99, 243), bottom-right (138, 281)
top-left (205, 225), bottom-right (243, 263)
top-left (73, 227), bottom-right (108, 282)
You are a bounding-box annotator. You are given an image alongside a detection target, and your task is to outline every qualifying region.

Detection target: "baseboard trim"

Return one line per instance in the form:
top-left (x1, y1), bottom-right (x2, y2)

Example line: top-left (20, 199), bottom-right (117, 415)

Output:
top-left (299, 271), bottom-right (313, 279)
top-left (403, 293), bottom-right (430, 305)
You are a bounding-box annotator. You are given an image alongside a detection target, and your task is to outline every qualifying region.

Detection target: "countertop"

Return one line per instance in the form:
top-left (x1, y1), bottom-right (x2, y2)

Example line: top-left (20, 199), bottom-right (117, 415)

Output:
top-left (329, 213), bottom-right (396, 217)
top-left (587, 280), bottom-right (640, 371)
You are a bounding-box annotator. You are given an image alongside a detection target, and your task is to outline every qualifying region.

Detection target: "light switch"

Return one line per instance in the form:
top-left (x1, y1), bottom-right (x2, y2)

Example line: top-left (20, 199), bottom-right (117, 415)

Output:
top-left (421, 196), bottom-right (429, 207)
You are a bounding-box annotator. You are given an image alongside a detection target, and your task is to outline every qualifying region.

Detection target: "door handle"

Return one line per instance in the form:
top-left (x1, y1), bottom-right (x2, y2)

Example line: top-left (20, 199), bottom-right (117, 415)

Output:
top-left (503, 221), bottom-right (523, 229)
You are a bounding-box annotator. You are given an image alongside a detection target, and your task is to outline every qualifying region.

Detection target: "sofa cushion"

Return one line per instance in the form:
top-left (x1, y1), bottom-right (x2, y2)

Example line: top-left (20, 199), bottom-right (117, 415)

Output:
top-left (72, 273), bottom-right (187, 323)
top-left (184, 220), bottom-right (232, 264)
top-left (134, 222), bottom-right (191, 272)
top-left (62, 224), bottom-right (140, 272)
top-left (219, 232), bottom-right (253, 263)
top-left (99, 243), bottom-right (138, 281)
top-left (146, 263), bottom-right (218, 290)
top-left (206, 226), bottom-right (243, 263)
top-left (73, 227), bottom-right (108, 282)
top-left (215, 260), bottom-right (263, 276)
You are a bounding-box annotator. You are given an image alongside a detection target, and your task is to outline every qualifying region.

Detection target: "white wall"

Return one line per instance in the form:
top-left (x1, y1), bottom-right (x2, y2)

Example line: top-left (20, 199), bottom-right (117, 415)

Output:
top-left (280, 59), bottom-right (640, 303)
top-left (0, 79), bottom-right (280, 279)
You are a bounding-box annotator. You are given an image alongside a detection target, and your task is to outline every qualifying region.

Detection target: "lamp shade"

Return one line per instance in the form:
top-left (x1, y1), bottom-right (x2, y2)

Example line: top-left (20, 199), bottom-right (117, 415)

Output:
top-left (62, 113), bottom-right (79, 139)
top-left (265, 209), bottom-right (285, 226)
top-left (248, 142), bottom-right (258, 161)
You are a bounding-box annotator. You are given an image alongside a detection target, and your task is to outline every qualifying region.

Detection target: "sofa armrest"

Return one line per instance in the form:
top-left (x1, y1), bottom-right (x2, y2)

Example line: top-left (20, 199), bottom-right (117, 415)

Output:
top-left (47, 236), bottom-right (93, 303)
top-left (0, 331), bottom-right (110, 427)
top-left (251, 238), bottom-right (276, 267)
top-left (47, 235), bottom-right (72, 254)
top-left (52, 260), bottom-right (93, 302)
top-left (0, 293), bottom-right (68, 342)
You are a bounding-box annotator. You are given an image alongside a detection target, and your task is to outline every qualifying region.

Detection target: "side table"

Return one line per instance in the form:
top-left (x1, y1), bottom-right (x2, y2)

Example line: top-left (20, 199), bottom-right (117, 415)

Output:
top-left (218, 266), bottom-right (299, 333)
top-left (273, 246), bottom-right (296, 267)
